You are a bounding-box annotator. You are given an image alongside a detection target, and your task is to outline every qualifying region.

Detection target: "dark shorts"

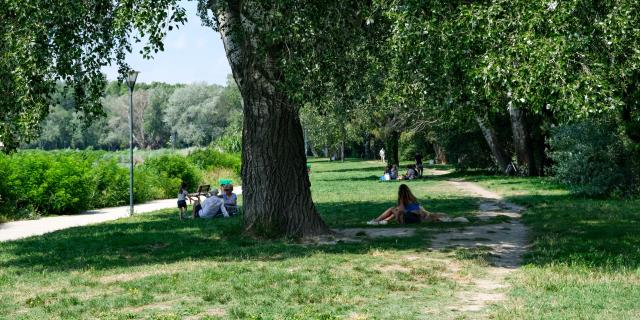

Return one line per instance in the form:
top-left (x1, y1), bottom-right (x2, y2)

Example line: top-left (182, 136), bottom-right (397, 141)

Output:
top-left (177, 200), bottom-right (187, 209)
top-left (403, 211), bottom-right (421, 224)
top-left (193, 203), bottom-right (202, 217)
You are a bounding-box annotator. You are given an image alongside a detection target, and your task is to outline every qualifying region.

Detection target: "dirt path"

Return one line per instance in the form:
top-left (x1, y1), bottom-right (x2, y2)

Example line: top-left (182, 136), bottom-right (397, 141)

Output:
top-left (0, 187), bottom-right (242, 242)
top-left (432, 179), bottom-right (528, 315)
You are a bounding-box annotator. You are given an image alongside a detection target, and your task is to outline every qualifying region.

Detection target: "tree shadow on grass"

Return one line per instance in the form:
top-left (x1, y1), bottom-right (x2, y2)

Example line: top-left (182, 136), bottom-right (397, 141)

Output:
top-left (0, 216), bottom-right (431, 273)
top-left (314, 166), bottom-right (386, 174)
top-left (0, 197), bottom-right (480, 273)
top-left (4, 190), bottom-right (636, 273)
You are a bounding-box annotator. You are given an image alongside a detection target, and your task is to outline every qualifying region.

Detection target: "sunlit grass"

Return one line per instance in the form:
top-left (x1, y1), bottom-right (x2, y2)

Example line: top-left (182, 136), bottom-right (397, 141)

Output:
top-left (468, 175), bottom-right (640, 319)
top-left (0, 159), bottom-right (483, 319)
top-left (2, 160), bottom-right (638, 319)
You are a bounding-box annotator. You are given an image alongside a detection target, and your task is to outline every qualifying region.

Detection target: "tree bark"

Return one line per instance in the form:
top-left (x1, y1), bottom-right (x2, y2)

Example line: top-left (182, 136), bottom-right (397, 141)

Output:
top-left (433, 143), bottom-right (448, 164)
top-left (363, 133), bottom-right (371, 159)
top-left (508, 106), bottom-right (537, 176)
top-left (215, 2), bottom-right (329, 237)
top-left (386, 130), bottom-right (400, 165)
top-left (475, 113), bottom-right (510, 172)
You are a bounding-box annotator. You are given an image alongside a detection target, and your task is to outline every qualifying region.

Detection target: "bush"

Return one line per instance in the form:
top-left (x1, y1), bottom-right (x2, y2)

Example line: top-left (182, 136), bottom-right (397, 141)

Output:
top-left (0, 149), bottom-right (245, 220)
top-left (143, 154), bottom-right (202, 197)
top-left (549, 121), bottom-right (638, 197)
top-left (6, 152), bottom-right (94, 215)
top-left (88, 159), bottom-right (130, 208)
top-left (213, 135), bottom-right (242, 154)
top-left (187, 148), bottom-right (241, 176)
top-left (0, 154), bottom-right (14, 221)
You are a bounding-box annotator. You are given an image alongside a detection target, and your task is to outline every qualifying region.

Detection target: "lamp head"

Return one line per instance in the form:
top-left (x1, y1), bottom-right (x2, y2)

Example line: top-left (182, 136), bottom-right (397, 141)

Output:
top-left (125, 70), bottom-right (139, 90)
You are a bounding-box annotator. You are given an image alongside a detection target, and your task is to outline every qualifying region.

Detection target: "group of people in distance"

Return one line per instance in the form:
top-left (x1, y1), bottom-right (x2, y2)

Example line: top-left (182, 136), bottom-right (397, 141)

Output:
top-left (381, 152), bottom-right (424, 181)
top-left (177, 182), bottom-right (238, 220)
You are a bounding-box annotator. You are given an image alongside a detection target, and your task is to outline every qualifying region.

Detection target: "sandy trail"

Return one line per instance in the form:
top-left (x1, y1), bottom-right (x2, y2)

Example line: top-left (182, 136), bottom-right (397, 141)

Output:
top-left (433, 179), bottom-right (528, 315)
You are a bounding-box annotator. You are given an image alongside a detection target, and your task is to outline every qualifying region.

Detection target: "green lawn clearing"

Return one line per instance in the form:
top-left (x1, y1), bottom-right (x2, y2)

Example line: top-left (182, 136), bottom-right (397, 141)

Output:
top-left (1, 160), bottom-right (638, 319)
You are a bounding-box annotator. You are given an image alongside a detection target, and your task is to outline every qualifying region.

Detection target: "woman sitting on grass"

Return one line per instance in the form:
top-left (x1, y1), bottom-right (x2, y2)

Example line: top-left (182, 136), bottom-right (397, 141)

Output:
top-left (367, 184), bottom-right (422, 225)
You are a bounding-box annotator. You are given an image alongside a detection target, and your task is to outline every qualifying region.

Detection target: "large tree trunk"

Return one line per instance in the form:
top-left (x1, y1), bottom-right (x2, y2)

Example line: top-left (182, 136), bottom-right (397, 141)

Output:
top-left (433, 142), bottom-right (448, 164)
top-left (386, 130), bottom-right (400, 165)
top-left (508, 106), bottom-right (537, 176)
top-left (475, 113), bottom-right (510, 172)
top-left (363, 133), bottom-right (371, 159)
top-left (215, 2), bottom-right (329, 237)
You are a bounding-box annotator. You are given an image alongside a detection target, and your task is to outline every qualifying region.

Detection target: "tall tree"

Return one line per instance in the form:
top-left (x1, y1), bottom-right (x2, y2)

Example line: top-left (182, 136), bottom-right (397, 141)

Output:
top-left (197, 1), bottom-right (376, 237)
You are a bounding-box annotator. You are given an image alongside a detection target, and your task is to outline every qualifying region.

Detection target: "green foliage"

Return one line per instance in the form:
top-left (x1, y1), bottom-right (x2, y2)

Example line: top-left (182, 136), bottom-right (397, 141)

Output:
top-left (1, 0), bottom-right (187, 152)
top-left (187, 148), bottom-right (241, 176)
top-left (213, 135), bottom-right (242, 154)
top-left (549, 121), bottom-right (638, 197)
top-left (5, 152), bottom-right (94, 215)
top-left (0, 149), bottom-right (236, 220)
top-left (26, 80), bottom-right (242, 151)
top-left (88, 159), bottom-right (130, 208)
top-left (143, 155), bottom-right (202, 197)
top-left (164, 84), bottom-right (226, 147)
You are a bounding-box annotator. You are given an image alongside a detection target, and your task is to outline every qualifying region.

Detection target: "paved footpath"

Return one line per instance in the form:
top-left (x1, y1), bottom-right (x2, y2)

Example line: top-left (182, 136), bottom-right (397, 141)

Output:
top-left (0, 187), bottom-right (242, 242)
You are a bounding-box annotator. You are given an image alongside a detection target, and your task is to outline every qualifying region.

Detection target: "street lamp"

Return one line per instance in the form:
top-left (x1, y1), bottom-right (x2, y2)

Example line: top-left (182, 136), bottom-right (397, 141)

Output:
top-left (125, 70), bottom-right (139, 216)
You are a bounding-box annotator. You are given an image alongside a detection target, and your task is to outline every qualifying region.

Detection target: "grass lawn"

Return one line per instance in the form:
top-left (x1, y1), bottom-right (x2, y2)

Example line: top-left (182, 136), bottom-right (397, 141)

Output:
top-left (465, 174), bottom-right (640, 319)
top-left (0, 160), bottom-right (485, 319)
top-left (1, 160), bottom-right (638, 319)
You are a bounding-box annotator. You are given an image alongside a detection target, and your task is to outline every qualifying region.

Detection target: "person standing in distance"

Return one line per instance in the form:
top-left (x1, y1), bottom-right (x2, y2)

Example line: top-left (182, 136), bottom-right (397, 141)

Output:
top-left (379, 148), bottom-right (386, 164)
top-left (415, 152), bottom-right (424, 177)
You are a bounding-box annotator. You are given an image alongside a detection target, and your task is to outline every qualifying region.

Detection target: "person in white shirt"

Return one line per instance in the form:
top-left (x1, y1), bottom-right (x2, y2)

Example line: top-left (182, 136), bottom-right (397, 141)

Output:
top-left (379, 148), bottom-right (386, 164)
top-left (193, 190), bottom-right (229, 218)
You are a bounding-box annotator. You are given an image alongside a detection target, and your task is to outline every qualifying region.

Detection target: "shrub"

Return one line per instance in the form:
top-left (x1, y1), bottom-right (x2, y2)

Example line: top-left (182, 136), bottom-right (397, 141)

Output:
top-left (187, 148), bottom-right (241, 176)
top-left (213, 135), bottom-right (242, 154)
top-left (88, 159), bottom-right (130, 208)
top-left (143, 154), bottom-right (202, 197)
top-left (134, 165), bottom-right (169, 202)
top-left (549, 121), bottom-right (638, 197)
top-left (6, 152), bottom-right (93, 215)
top-left (0, 154), bottom-right (14, 221)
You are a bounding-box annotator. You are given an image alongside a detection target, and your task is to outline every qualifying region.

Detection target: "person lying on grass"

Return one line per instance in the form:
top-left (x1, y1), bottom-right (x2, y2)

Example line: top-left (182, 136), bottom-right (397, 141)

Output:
top-left (193, 189), bottom-right (229, 219)
top-left (368, 184), bottom-right (422, 225)
top-left (366, 184), bottom-right (468, 225)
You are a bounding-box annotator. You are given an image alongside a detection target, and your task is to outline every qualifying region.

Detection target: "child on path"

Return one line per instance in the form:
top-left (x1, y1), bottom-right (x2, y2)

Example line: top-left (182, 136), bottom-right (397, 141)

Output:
top-left (177, 182), bottom-right (189, 220)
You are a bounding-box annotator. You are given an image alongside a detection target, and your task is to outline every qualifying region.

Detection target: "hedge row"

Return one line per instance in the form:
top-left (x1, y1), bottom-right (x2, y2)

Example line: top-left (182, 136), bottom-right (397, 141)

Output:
top-left (0, 149), bottom-right (241, 221)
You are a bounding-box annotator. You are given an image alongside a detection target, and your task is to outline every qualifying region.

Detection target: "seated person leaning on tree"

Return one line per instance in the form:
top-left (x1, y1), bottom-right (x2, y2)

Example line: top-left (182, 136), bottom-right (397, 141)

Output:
top-left (218, 184), bottom-right (238, 215)
top-left (193, 190), bottom-right (229, 218)
top-left (367, 184), bottom-right (422, 225)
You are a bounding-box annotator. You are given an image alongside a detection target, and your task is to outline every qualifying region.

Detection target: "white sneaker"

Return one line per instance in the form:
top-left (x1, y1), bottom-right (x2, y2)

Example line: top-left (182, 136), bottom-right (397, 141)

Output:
top-left (367, 220), bottom-right (379, 225)
top-left (379, 220), bottom-right (388, 225)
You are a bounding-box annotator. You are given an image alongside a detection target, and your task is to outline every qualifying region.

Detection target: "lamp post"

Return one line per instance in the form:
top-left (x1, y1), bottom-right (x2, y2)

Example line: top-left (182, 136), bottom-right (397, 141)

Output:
top-left (125, 70), bottom-right (139, 216)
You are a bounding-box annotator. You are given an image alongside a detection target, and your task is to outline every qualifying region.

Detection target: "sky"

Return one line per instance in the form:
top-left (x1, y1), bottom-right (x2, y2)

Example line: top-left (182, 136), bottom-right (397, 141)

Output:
top-left (102, 1), bottom-right (231, 86)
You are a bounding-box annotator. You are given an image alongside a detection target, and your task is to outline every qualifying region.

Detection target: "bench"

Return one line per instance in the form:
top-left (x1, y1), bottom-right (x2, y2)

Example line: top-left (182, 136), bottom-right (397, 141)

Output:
top-left (187, 184), bottom-right (211, 202)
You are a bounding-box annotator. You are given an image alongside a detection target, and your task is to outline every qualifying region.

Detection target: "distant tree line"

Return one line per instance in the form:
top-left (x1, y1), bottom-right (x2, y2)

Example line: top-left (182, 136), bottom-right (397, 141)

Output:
top-left (26, 75), bottom-right (242, 152)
